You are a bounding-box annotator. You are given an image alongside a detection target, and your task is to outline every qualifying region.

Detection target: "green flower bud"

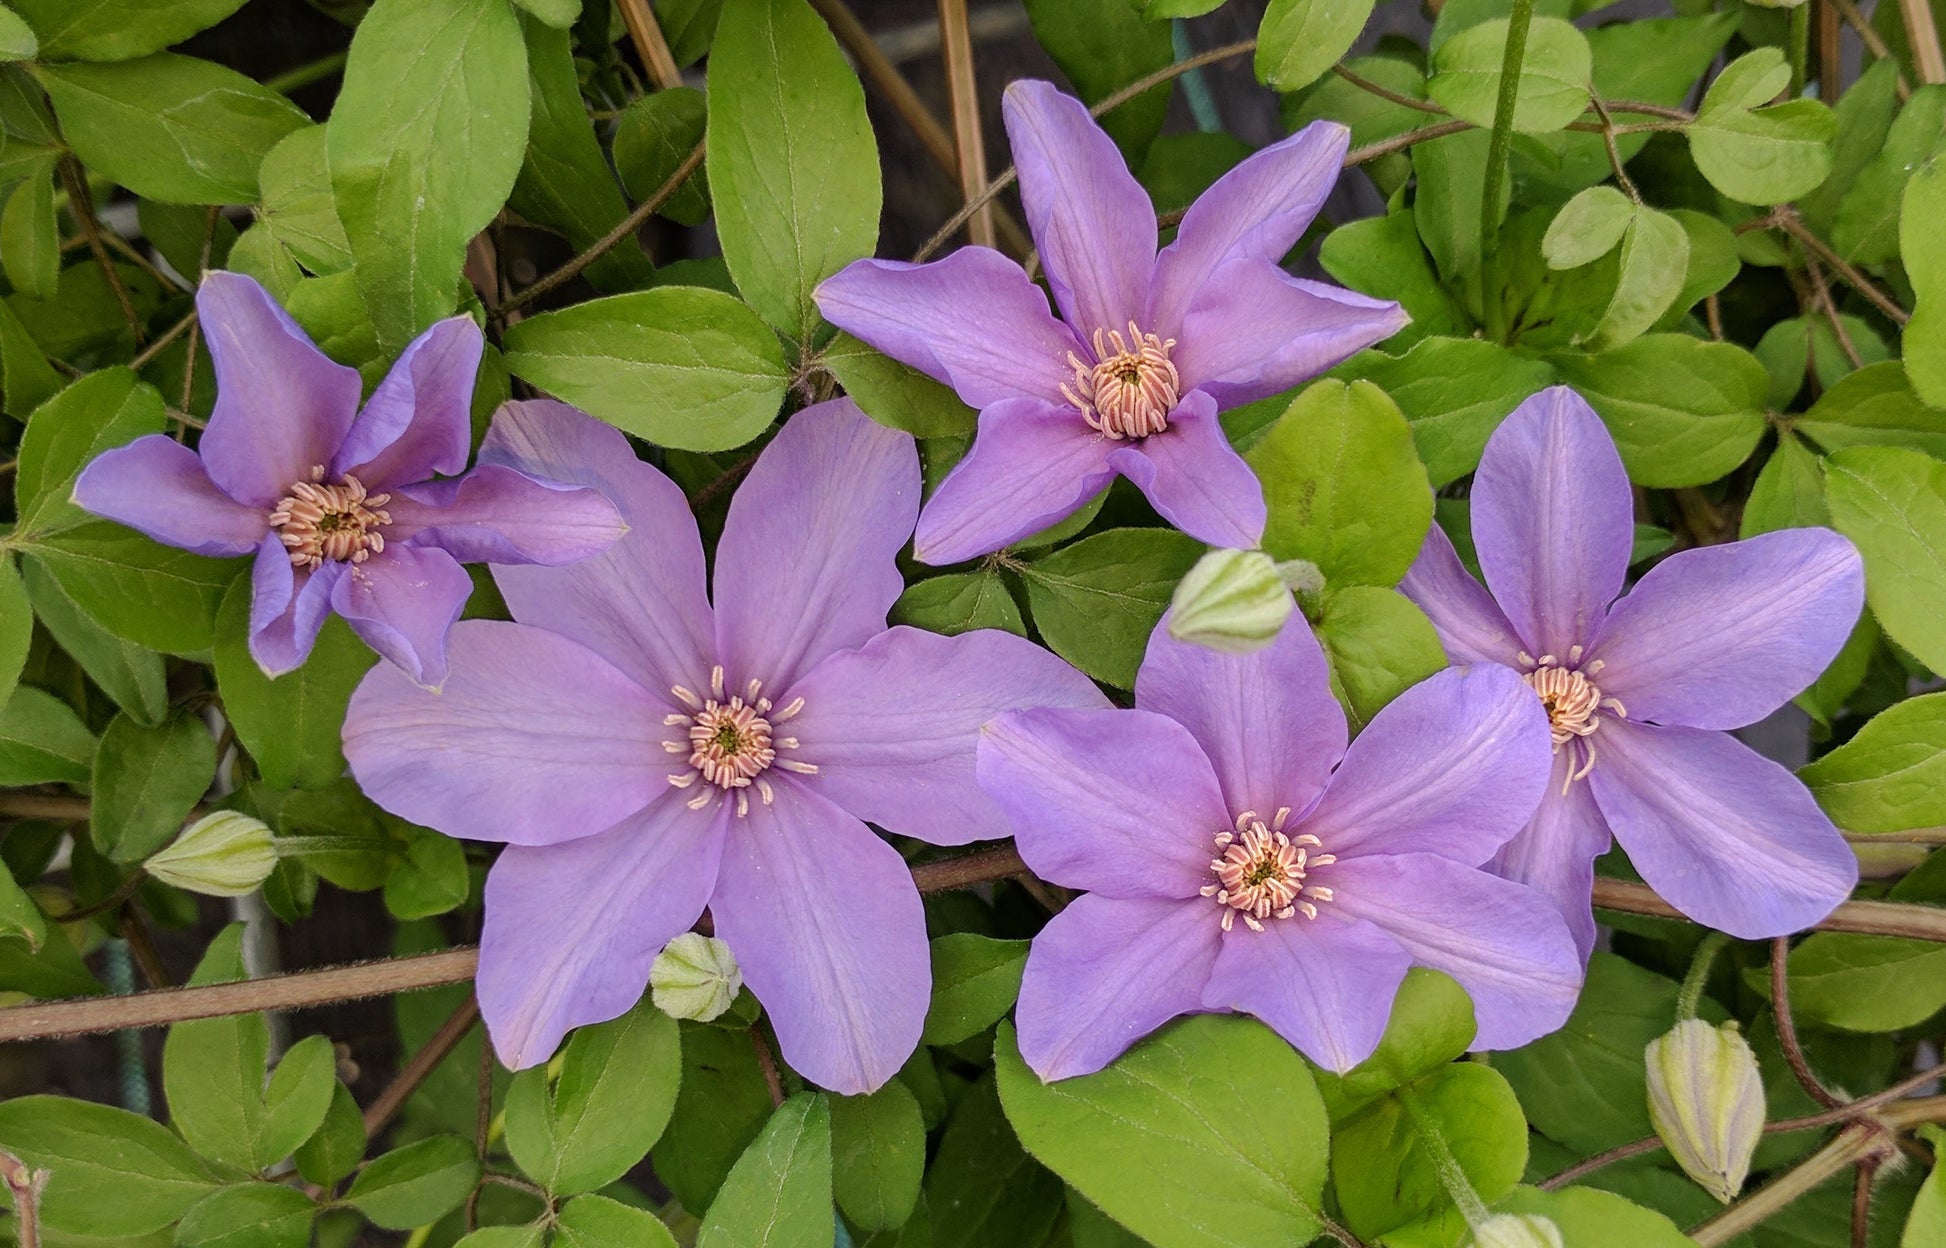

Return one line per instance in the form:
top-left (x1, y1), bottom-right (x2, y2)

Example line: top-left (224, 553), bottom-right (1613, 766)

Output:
top-left (1645, 1018), bottom-right (1766, 1203)
top-left (1469, 1213), bottom-right (1564, 1248)
top-left (144, 812), bottom-right (278, 898)
top-left (650, 932), bottom-right (743, 1022)
top-left (1168, 549), bottom-right (1294, 653)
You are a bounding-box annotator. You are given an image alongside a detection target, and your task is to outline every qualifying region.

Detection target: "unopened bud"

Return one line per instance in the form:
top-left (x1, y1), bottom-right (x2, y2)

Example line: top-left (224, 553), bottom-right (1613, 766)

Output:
top-left (144, 812), bottom-right (277, 897)
top-left (1168, 549), bottom-right (1295, 653)
top-left (1645, 1018), bottom-right (1766, 1203)
top-left (1469, 1214), bottom-right (1563, 1248)
top-left (650, 933), bottom-right (742, 1022)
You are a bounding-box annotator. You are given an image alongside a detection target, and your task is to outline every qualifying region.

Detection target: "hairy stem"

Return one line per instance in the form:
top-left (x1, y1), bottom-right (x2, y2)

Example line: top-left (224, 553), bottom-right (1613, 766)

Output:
top-left (1899, 0), bottom-right (1946, 84)
top-left (1773, 936), bottom-right (1846, 1109)
top-left (615, 0), bottom-right (683, 90)
top-left (1479, 0), bottom-right (1537, 344)
top-left (1400, 1084), bottom-right (1492, 1228)
top-left (1675, 931), bottom-right (1731, 1020)
top-left (57, 156), bottom-right (142, 345)
top-left (0, 1150), bottom-right (44, 1248)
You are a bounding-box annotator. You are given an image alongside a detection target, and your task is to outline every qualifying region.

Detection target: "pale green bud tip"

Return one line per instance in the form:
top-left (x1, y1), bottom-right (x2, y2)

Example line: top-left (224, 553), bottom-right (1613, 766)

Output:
top-left (1645, 1018), bottom-right (1766, 1203)
top-left (1470, 1214), bottom-right (1564, 1248)
top-left (144, 812), bottom-right (278, 898)
top-left (1168, 549), bottom-right (1294, 654)
top-left (650, 932), bottom-right (743, 1022)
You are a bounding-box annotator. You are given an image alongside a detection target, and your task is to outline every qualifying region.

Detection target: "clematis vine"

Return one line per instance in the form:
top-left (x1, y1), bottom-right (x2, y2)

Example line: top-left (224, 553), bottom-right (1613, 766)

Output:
top-left (72, 272), bottom-right (625, 686)
top-left (342, 398), bottom-right (1105, 1093)
top-left (976, 612), bottom-right (1582, 1079)
top-left (816, 80), bottom-right (1406, 564)
top-left (1399, 386), bottom-right (1864, 955)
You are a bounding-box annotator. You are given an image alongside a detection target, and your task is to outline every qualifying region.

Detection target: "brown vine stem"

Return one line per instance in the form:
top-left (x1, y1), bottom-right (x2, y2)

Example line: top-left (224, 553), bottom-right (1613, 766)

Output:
top-left (1900, 0), bottom-right (1946, 84)
top-left (751, 1025), bottom-right (786, 1108)
top-left (615, 0), bottom-right (683, 91)
top-left (1769, 208), bottom-right (1911, 325)
top-left (1773, 936), bottom-right (1846, 1109)
top-left (1831, 0), bottom-right (1911, 97)
top-left (1591, 879), bottom-right (1946, 942)
top-left (128, 308), bottom-right (198, 372)
top-left (362, 992), bottom-right (480, 1139)
top-left (938, 0), bottom-right (995, 250)
top-left (0, 1149), bottom-right (44, 1248)
top-left (57, 156), bottom-right (142, 345)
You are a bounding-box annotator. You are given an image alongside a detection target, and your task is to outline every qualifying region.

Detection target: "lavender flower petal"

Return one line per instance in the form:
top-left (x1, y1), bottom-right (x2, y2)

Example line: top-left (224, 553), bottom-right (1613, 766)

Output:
top-left (977, 706), bottom-right (1227, 900)
top-left (1489, 751), bottom-right (1613, 962)
top-left (385, 464), bottom-right (626, 566)
top-left (913, 398), bottom-right (1116, 566)
top-left (1001, 79), bottom-right (1155, 337)
top-left (1590, 721), bottom-right (1858, 939)
top-left (1135, 611), bottom-right (1345, 821)
top-left (331, 316), bottom-right (482, 488)
top-left (1172, 262), bottom-right (1407, 408)
top-left (815, 250), bottom-right (1085, 407)
top-left (329, 544), bottom-right (473, 689)
top-left (248, 534), bottom-right (343, 677)
top-left (1014, 893), bottom-right (1220, 1081)
top-left (1106, 390), bottom-right (1266, 550)
top-left (1587, 529), bottom-right (1865, 731)
top-left (197, 271), bottom-right (362, 508)
top-left (1399, 525), bottom-right (1525, 666)
top-left (1471, 387), bottom-right (1634, 658)
top-left (1327, 852), bottom-right (1583, 1050)
top-left (71, 434), bottom-right (266, 556)
top-left (714, 399), bottom-right (917, 691)
top-left (1201, 912), bottom-right (1412, 1073)
top-left (785, 626), bottom-right (1108, 847)
top-left (710, 781), bottom-right (929, 1094)
top-left (343, 620), bottom-right (668, 846)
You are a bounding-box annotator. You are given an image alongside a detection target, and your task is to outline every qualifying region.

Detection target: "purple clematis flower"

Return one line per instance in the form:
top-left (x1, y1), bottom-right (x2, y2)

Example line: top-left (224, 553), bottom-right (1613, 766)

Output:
top-left (976, 612), bottom-right (1582, 1079)
top-left (342, 398), bottom-right (1106, 1092)
top-left (816, 80), bottom-right (1406, 564)
top-left (72, 272), bottom-right (625, 687)
top-left (1400, 387), bottom-right (1864, 956)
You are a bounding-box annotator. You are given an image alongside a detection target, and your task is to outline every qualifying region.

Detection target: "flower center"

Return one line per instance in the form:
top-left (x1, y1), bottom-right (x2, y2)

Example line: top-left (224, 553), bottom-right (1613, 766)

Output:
top-left (1519, 645), bottom-right (1628, 787)
top-left (663, 666), bottom-right (818, 818)
top-left (1060, 321), bottom-right (1179, 440)
top-left (268, 465), bottom-right (392, 571)
top-left (1199, 808), bottom-right (1336, 932)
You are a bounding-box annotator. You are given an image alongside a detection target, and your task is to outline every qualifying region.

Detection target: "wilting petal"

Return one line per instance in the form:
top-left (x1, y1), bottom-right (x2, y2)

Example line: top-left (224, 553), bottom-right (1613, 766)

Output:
top-left (785, 626), bottom-right (1108, 846)
top-left (977, 706), bottom-right (1226, 900)
top-left (1489, 750), bottom-right (1614, 962)
top-left (1002, 80), bottom-right (1155, 337)
top-left (1136, 612), bottom-right (1345, 821)
top-left (72, 435), bottom-right (265, 556)
top-left (1147, 122), bottom-right (1351, 340)
top-left (330, 545), bottom-right (473, 688)
top-left (248, 534), bottom-right (343, 677)
top-left (1172, 262), bottom-right (1407, 409)
top-left (1015, 894), bottom-right (1221, 1081)
top-left (1327, 852), bottom-right (1583, 1051)
top-left (1588, 529), bottom-right (1865, 731)
top-left (481, 400), bottom-right (715, 696)
top-left (1300, 664), bottom-right (1552, 864)
top-left (478, 797), bottom-right (725, 1069)
top-left (1590, 722), bottom-right (1858, 939)
top-left (710, 782), bottom-right (929, 1094)
top-left (1472, 387), bottom-right (1634, 659)
top-left (715, 400), bottom-right (918, 691)
top-left (815, 250), bottom-right (1084, 407)
top-left (1107, 391), bottom-right (1266, 550)
top-left (1399, 525), bottom-right (1525, 666)
top-left (385, 464), bottom-right (625, 566)
top-left (343, 620), bottom-right (666, 846)
top-left (914, 398), bottom-right (1115, 565)
top-left (1202, 911), bottom-right (1412, 1073)
top-left (197, 271), bottom-right (362, 508)
top-left (332, 316), bottom-right (482, 487)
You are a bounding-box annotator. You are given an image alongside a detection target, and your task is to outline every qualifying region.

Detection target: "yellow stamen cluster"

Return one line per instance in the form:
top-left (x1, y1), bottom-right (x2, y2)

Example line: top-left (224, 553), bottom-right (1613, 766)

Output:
top-left (1518, 645), bottom-right (1628, 788)
top-left (1200, 808), bottom-right (1336, 932)
top-left (267, 465), bottom-right (392, 570)
top-left (1059, 322), bottom-right (1179, 440)
top-left (663, 666), bottom-right (817, 818)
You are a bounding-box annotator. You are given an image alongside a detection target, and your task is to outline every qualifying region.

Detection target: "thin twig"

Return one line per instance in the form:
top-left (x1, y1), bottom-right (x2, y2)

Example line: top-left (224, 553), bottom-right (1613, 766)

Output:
top-left (0, 1150), bottom-right (45, 1248)
top-left (1332, 64), bottom-right (1445, 115)
top-left (615, 0), bottom-right (683, 90)
top-left (1851, 1157), bottom-right (1877, 1248)
top-left (118, 910), bottom-right (169, 990)
top-left (1819, 1), bottom-right (1843, 104)
top-left (1900, 0), bottom-right (1946, 84)
top-left (1589, 95), bottom-right (1641, 203)
top-left (1804, 255), bottom-right (1863, 369)
top-left (128, 308), bottom-right (198, 372)
top-left (57, 157), bottom-right (142, 344)
top-left (1830, 0), bottom-right (1911, 97)
top-left (938, 0), bottom-right (995, 249)
top-left (97, 230), bottom-right (187, 294)
top-left (1592, 878), bottom-right (1946, 942)
top-left (1541, 1136), bottom-right (1669, 1190)
top-left (363, 992), bottom-right (480, 1139)
top-left (1345, 121), bottom-right (1473, 167)
top-left (752, 1025), bottom-right (786, 1107)
top-left (0, 794), bottom-right (88, 820)
top-left (1772, 208), bottom-right (1911, 325)
top-left (1774, 936), bottom-right (1846, 1109)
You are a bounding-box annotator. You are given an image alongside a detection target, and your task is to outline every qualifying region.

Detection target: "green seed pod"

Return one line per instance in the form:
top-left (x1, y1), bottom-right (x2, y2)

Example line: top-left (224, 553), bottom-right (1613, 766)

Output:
top-left (144, 812), bottom-right (278, 898)
top-left (1167, 548), bottom-right (1294, 653)
top-left (1470, 1214), bottom-right (1564, 1248)
top-left (1645, 1018), bottom-right (1766, 1203)
top-left (650, 932), bottom-right (743, 1023)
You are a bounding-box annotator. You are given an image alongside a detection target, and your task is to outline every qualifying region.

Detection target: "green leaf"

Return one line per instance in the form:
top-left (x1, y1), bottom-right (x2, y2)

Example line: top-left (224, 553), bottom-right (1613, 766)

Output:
top-left (1824, 446), bottom-right (1946, 675)
top-left (1257, 0), bottom-right (1380, 93)
top-left (1334, 1063), bottom-right (1528, 1240)
top-left (1493, 1186), bottom-right (1697, 1248)
top-left (1740, 431), bottom-right (1829, 538)
top-left (381, 823), bottom-right (469, 919)
top-left (1587, 208), bottom-right (1690, 351)
top-left (0, 1095), bottom-right (216, 1237)
top-left (28, 523), bottom-right (235, 654)
top-left (502, 286), bottom-right (789, 452)
top-left (0, 856), bottom-right (45, 950)
top-left (20, 555), bottom-right (168, 724)
top-left (1834, 85), bottom-right (1946, 265)
top-left (995, 1016), bottom-right (1328, 1248)
top-left (13, 365), bottom-right (166, 541)
top-left (213, 579), bottom-right (374, 792)
top-left (1548, 335), bottom-right (1768, 487)
top-left (1660, 208), bottom-right (1741, 327)
top-left (0, 294), bottom-right (62, 417)
top-left (1700, 46), bottom-right (1791, 114)
top-left (891, 571), bottom-right (1025, 638)
top-left (1, 164), bottom-right (56, 301)
top-left (34, 54), bottom-right (306, 203)
top-left (922, 934), bottom-right (1029, 1047)
top-left (8, 0), bottom-right (247, 61)
top-left (1413, 126), bottom-right (1506, 282)
top-left (1689, 55), bottom-right (1837, 205)
top-left (1903, 155), bottom-right (1946, 409)
top-left (1246, 379), bottom-right (1433, 587)
top-left (1907, 1133), bottom-right (1946, 1248)
top-left (1783, 929), bottom-right (1946, 1033)
top-left (696, 1093), bottom-right (834, 1248)
top-left (1542, 186), bottom-right (1635, 269)
top-left (512, 0), bottom-right (580, 28)
top-left (173, 1184), bottom-right (315, 1248)
top-left (823, 331), bottom-right (977, 439)
top-left (1320, 204), bottom-right (1471, 345)
top-left (255, 126), bottom-right (351, 276)
top-left (455, 1228), bottom-right (546, 1248)
top-left (1018, 527), bottom-right (1204, 688)
top-left (504, 1001), bottom-right (680, 1197)
top-left (707, 0), bottom-right (879, 342)
top-left (1429, 17), bottom-right (1593, 133)
top-left (0, 555), bottom-right (30, 714)
top-left (613, 86), bottom-right (711, 227)
top-left (1802, 692), bottom-right (1946, 833)
top-left (0, 685), bottom-right (96, 786)
top-left (1801, 59), bottom-right (1902, 236)
top-left (1281, 54), bottom-right (1426, 198)
top-left (1314, 969), bottom-right (1477, 1122)
top-left (1313, 585), bottom-right (1446, 729)
top-left (293, 1081), bottom-right (367, 1188)
top-left (90, 710), bottom-right (215, 862)
top-left (0, 6), bottom-right (35, 60)
top-left (926, 1070), bottom-right (1065, 1248)
top-left (651, 1021), bottom-right (776, 1213)
top-left (326, 0), bottom-right (529, 348)
top-left (345, 1134), bottom-right (481, 1231)
top-left (1339, 338), bottom-right (1555, 486)
top-left (1799, 361), bottom-right (1946, 460)
top-left (832, 1080), bottom-right (926, 1232)
top-left (1022, 0), bottom-right (1174, 161)
top-left (555, 1194), bottom-right (680, 1248)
